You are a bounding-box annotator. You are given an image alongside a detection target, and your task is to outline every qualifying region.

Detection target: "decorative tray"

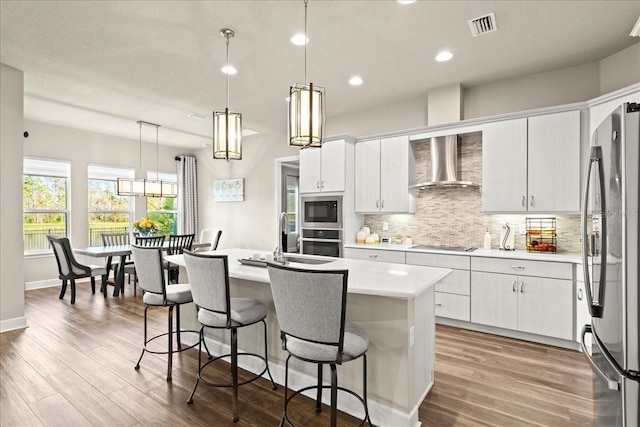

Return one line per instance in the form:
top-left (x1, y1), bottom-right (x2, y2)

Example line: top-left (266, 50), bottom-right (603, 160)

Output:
top-left (237, 258), bottom-right (268, 268)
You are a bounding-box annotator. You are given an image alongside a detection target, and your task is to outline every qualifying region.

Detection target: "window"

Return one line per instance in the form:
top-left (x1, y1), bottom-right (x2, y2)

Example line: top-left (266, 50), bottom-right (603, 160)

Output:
top-left (88, 165), bottom-right (134, 246)
top-left (146, 171), bottom-right (177, 236)
top-left (23, 158), bottom-right (70, 254)
top-left (285, 174), bottom-right (299, 233)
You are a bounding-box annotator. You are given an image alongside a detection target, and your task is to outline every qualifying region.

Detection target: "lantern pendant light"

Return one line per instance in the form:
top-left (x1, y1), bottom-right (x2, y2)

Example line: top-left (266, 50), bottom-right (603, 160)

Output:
top-left (213, 28), bottom-right (242, 160)
top-left (288, 0), bottom-right (325, 148)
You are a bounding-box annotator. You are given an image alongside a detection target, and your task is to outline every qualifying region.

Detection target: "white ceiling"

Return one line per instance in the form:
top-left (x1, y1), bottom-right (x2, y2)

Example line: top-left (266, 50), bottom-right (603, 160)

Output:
top-left (1, 1), bottom-right (638, 149)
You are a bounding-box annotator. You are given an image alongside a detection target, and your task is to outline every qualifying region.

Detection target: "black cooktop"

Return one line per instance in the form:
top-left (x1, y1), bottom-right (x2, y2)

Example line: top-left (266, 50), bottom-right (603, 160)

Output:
top-left (410, 245), bottom-right (477, 253)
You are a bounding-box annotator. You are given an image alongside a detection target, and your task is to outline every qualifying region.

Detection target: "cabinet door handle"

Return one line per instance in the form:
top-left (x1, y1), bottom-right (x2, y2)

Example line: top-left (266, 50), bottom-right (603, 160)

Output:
top-left (521, 195), bottom-right (526, 207)
top-left (435, 303), bottom-right (443, 307)
top-left (511, 266), bottom-right (525, 270)
top-left (368, 254), bottom-right (378, 259)
top-left (530, 195), bottom-right (535, 207)
top-left (577, 288), bottom-right (584, 301)
top-left (512, 280), bottom-right (517, 292)
top-left (381, 200), bottom-right (384, 209)
top-left (316, 181), bottom-right (320, 189)
top-left (376, 200), bottom-right (379, 208)
top-left (321, 180), bottom-right (324, 189)
top-left (520, 281), bottom-right (525, 293)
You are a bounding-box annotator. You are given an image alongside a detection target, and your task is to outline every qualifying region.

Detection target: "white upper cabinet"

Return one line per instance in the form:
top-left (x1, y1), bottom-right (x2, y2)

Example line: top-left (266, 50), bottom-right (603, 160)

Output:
top-left (482, 118), bottom-right (528, 212)
top-left (527, 110), bottom-right (581, 212)
top-left (355, 135), bottom-right (415, 213)
top-left (299, 138), bottom-right (346, 193)
top-left (482, 110), bottom-right (581, 213)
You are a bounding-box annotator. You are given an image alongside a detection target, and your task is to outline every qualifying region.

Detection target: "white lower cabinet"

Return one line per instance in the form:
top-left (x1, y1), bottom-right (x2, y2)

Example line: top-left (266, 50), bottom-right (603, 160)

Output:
top-left (575, 264), bottom-right (592, 350)
top-left (471, 271), bottom-right (573, 340)
top-left (343, 247), bottom-right (406, 264)
top-left (406, 252), bottom-right (471, 321)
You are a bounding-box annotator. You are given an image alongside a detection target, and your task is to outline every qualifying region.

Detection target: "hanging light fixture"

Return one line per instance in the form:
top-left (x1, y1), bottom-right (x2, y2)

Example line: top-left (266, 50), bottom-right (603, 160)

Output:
top-left (117, 121), bottom-right (177, 198)
top-left (213, 28), bottom-right (242, 160)
top-left (288, 0), bottom-right (325, 148)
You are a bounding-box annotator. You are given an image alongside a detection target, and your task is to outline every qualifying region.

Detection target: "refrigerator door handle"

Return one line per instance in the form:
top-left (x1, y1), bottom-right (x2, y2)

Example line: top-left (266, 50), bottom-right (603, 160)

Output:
top-left (581, 145), bottom-right (607, 318)
top-left (581, 325), bottom-right (620, 391)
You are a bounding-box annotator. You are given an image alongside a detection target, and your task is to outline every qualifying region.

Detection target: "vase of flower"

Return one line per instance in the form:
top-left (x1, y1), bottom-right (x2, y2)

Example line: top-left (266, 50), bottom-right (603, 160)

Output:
top-left (134, 218), bottom-right (157, 237)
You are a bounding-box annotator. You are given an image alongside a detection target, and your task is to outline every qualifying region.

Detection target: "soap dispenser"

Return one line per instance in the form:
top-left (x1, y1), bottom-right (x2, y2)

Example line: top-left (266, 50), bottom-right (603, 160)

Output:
top-left (483, 229), bottom-right (491, 249)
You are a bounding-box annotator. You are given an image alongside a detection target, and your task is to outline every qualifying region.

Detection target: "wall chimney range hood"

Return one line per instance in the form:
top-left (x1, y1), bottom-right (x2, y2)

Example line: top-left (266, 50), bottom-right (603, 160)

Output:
top-left (411, 135), bottom-right (477, 189)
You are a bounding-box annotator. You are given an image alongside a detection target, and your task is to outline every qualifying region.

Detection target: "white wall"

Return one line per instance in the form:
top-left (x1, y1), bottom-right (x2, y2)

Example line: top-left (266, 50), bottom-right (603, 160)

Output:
top-left (22, 119), bottom-right (193, 283)
top-left (1, 64), bottom-right (26, 331)
top-left (196, 133), bottom-right (300, 252)
top-left (599, 41), bottom-right (640, 95)
top-left (464, 62), bottom-right (600, 120)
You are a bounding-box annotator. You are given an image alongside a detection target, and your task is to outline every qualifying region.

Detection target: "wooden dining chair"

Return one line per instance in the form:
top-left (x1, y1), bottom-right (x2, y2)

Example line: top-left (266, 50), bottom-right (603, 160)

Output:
top-left (166, 234), bottom-right (194, 283)
top-left (125, 235), bottom-right (166, 296)
top-left (101, 233), bottom-right (132, 286)
top-left (47, 235), bottom-right (108, 304)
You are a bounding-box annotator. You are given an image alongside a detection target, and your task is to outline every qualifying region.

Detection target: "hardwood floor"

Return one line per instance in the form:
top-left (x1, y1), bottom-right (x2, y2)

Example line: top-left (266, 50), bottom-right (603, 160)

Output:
top-left (1, 285), bottom-right (595, 426)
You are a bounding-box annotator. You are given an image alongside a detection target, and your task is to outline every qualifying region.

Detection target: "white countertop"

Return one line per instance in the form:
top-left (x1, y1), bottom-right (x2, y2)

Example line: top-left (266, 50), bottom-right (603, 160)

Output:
top-left (344, 243), bottom-right (582, 263)
top-left (165, 248), bottom-right (451, 300)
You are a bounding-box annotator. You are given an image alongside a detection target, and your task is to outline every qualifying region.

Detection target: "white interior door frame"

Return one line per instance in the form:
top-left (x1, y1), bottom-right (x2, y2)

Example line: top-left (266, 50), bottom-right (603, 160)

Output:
top-left (274, 155), bottom-right (299, 249)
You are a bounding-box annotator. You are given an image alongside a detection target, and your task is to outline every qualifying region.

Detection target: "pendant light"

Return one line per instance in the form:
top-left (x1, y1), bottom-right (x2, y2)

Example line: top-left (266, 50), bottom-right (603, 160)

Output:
top-left (117, 121), bottom-right (177, 198)
top-left (288, 0), bottom-right (325, 148)
top-left (213, 28), bottom-right (242, 160)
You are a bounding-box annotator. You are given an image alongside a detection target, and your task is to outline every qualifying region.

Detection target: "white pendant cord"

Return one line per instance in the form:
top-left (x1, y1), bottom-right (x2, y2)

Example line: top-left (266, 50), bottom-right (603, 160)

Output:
top-left (304, 0), bottom-right (308, 85)
top-left (225, 32), bottom-right (230, 110)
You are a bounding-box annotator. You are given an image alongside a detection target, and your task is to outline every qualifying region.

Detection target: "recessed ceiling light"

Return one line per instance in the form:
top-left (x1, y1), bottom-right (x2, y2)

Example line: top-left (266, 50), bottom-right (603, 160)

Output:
top-left (188, 112), bottom-right (209, 119)
top-left (290, 34), bottom-right (309, 46)
top-left (397, 0), bottom-right (416, 4)
top-left (349, 76), bottom-right (363, 86)
top-left (221, 65), bottom-right (237, 75)
top-left (435, 51), bottom-right (453, 62)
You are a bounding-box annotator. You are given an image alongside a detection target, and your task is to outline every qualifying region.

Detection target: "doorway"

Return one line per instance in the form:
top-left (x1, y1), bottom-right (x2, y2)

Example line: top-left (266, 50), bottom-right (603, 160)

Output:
top-left (275, 156), bottom-right (300, 254)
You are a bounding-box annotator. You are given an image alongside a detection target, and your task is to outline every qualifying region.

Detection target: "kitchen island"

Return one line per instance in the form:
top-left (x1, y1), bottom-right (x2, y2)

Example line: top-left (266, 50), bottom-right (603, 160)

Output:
top-left (166, 248), bottom-right (450, 427)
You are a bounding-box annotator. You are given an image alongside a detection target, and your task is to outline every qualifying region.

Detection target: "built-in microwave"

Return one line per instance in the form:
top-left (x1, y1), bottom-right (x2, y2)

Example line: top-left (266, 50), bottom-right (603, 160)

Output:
top-left (301, 196), bottom-right (342, 229)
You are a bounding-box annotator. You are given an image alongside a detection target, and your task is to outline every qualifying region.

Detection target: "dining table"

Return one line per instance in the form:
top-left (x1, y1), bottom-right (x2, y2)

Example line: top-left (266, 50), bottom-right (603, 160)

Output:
top-left (75, 242), bottom-right (209, 297)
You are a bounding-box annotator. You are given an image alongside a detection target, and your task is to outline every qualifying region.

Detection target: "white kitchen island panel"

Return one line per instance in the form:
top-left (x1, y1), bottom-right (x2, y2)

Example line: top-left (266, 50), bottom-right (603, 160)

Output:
top-left (167, 248), bottom-right (449, 427)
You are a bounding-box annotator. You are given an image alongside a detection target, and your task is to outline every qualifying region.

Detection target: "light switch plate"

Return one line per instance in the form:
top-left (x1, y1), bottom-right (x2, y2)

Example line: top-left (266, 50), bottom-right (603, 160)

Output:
top-left (382, 222), bottom-right (389, 231)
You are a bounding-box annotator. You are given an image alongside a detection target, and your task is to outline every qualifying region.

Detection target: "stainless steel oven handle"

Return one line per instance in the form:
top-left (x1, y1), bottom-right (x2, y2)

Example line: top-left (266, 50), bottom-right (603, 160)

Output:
top-left (581, 325), bottom-right (619, 391)
top-left (300, 238), bottom-right (343, 243)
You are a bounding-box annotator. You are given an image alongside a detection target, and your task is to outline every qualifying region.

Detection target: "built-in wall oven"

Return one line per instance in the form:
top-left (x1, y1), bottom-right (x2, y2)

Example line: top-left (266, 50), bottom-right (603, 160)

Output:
top-left (300, 229), bottom-right (342, 258)
top-left (300, 196), bottom-right (342, 257)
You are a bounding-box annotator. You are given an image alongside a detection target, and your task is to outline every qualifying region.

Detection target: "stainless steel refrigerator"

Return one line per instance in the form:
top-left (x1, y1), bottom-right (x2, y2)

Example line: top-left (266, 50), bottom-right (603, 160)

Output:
top-left (581, 102), bottom-right (639, 426)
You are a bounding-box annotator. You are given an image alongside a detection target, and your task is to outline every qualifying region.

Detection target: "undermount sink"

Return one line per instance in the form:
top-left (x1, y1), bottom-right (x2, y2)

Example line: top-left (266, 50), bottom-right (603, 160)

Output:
top-left (283, 255), bottom-right (334, 265)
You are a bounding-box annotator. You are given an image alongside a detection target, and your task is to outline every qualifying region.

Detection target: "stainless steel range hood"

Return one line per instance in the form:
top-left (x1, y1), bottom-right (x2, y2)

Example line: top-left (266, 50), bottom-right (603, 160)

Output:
top-left (411, 135), bottom-right (477, 189)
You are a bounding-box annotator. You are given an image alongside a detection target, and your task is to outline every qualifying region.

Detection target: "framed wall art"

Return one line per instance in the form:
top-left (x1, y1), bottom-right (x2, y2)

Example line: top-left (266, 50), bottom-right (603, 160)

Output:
top-left (214, 178), bottom-right (244, 202)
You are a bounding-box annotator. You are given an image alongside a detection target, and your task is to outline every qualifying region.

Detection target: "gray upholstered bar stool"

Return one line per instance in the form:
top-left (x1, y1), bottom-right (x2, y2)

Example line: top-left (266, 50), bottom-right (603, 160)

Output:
top-left (183, 251), bottom-right (277, 422)
top-left (130, 244), bottom-right (202, 381)
top-left (267, 263), bottom-right (373, 427)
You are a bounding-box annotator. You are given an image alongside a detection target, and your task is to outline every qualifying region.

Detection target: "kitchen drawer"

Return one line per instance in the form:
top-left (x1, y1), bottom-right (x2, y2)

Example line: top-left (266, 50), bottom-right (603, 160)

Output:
top-left (435, 269), bottom-right (470, 296)
top-left (471, 257), bottom-right (573, 280)
top-left (343, 248), bottom-right (406, 264)
top-left (435, 292), bottom-right (470, 322)
top-left (406, 252), bottom-right (471, 270)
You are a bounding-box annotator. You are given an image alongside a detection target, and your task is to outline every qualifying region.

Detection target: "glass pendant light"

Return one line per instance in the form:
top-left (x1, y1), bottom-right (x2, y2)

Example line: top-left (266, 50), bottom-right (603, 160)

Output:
top-left (117, 121), bottom-right (177, 198)
top-left (288, 0), bottom-right (325, 148)
top-left (213, 28), bottom-right (242, 160)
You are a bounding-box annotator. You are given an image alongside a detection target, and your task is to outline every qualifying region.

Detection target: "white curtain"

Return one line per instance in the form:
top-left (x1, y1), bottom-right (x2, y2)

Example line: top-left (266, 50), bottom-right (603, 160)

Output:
top-left (176, 155), bottom-right (198, 235)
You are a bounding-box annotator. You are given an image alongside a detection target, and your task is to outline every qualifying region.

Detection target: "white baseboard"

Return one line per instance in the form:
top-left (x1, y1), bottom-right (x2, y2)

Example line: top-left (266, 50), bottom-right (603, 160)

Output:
top-left (182, 334), bottom-right (421, 427)
top-left (0, 316), bottom-right (28, 333)
top-left (25, 279), bottom-right (60, 291)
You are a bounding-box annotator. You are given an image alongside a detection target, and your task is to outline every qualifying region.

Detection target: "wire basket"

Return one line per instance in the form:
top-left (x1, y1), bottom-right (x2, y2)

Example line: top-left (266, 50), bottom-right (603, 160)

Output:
top-left (526, 217), bottom-right (557, 253)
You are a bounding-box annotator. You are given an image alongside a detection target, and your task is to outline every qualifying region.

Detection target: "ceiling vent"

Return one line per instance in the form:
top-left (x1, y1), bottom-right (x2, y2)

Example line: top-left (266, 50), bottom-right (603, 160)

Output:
top-left (468, 13), bottom-right (497, 37)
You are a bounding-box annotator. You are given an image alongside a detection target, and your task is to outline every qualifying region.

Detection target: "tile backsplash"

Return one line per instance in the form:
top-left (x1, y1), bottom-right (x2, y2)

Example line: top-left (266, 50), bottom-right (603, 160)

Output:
top-left (364, 133), bottom-right (583, 254)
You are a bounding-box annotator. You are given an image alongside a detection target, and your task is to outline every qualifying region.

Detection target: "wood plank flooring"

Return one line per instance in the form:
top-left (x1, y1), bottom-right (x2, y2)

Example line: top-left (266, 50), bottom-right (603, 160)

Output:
top-left (1, 285), bottom-right (595, 426)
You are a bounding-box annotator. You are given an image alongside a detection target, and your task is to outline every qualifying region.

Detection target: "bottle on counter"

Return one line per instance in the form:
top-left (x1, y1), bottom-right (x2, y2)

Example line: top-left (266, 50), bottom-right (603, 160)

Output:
top-left (483, 228), bottom-right (492, 249)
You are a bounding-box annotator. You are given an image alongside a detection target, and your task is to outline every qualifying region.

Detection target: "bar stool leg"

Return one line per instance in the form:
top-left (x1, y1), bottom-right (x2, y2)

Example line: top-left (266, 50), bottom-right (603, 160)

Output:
top-left (262, 320), bottom-right (277, 389)
top-left (280, 355), bottom-right (291, 427)
top-left (330, 363), bottom-right (338, 427)
top-left (135, 306), bottom-right (149, 370)
top-left (316, 364), bottom-right (323, 412)
top-left (176, 305), bottom-right (182, 351)
top-left (187, 328), bottom-right (204, 403)
top-left (363, 354), bottom-right (372, 426)
top-left (59, 279), bottom-right (67, 299)
top-left (167, 305), bottom-right (174, 381)
top-left (231, 328), bottom-right (239, 422)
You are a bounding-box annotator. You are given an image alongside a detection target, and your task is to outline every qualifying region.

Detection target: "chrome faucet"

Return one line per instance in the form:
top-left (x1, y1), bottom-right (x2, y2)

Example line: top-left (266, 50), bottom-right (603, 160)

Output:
top-left (274, 211), bottom-right (289, 263)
